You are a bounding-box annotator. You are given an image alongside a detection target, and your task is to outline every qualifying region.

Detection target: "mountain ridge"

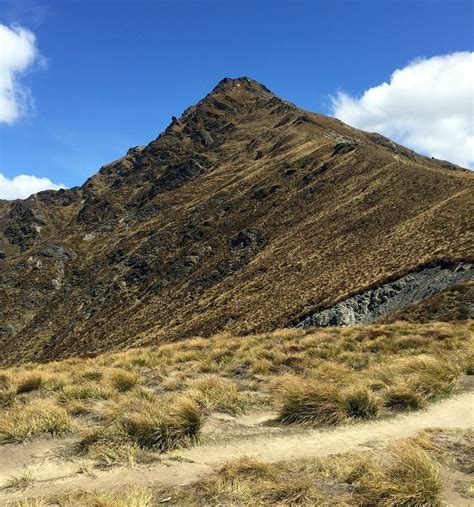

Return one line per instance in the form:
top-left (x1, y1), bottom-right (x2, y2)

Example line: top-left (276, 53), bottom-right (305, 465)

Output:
top-left (1, 77), bottom-right (473, 364)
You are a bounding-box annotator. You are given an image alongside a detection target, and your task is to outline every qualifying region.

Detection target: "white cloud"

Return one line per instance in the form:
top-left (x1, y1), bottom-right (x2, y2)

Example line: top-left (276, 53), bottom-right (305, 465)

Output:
top-left (0, 24), bottom-right (44, 124)
top-left (0, 173), bottom-right (65, 200)
top-left (331, 52), bottom-right (474, 168)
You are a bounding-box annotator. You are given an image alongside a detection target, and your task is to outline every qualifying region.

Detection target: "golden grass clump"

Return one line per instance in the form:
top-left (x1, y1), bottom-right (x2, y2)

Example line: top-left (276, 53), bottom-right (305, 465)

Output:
top-left (0, 387), bottom-right (16, 408)
top-left (177, 456), bottom-right (323, 505)
top-left (76, 396), bottom-right (202, 462)
top-left (0, 372), bottom-right (11, 389)
top-left (0, 400), bottom-right (72, 443)
top-left (57, 383), bottom-right (113, 403)
top-left (354, 443), bottom-right (442, 506)
top-left (109, 369), bottom-right (140, 392)
top-left (277, 378), bottom-right (346, 425)
top-left (4, 470), bottom-right (36, 491)
top-left (13, 499), bottom-right (48, 507)
top-left (190, 375), bottom-right (247, 415)
top-left (218, 456), bottom-right (276, 481)
top-left (342, 386), bottom-right (379, 419)
top-left (16, 373), bottom-right (44, 394)
top-left (120, 396), bottom-right (202, 451)
top-left (78, 369), bottom-right (104, 382)
top-left (39, 487), bottom-right (154, 506)
top-left (383, 384), bottom-right (425, 411)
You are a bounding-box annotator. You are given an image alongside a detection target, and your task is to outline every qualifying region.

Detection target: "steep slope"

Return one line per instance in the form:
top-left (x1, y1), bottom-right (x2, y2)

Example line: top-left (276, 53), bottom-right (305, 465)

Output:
top-left (0, 77), bottom-right (473, 364)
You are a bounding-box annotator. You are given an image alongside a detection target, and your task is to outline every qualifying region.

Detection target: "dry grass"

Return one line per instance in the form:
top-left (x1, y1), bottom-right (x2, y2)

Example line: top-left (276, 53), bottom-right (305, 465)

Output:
top-left (108, 369), bottom-right (139, 392)
top-left (277, 379), bottom-right (346, 425)
top-left (176, 438), bottom-right (442, 505)
top-left (75, 396), bottom-right (202, 466)
top-left (16, 373), bottom-right (44, 394)
top-left (342, 386), bottom-right (379, 419)
top-left (57, 383), bottom-right (113, 403)
top-left (0, 321), bottom-right (470, 467)
top-left (13, 500), bottom-right (48, 507)
top-left (45, 487), bottom-right (154, 506)
top-left (3, 470), bottom-right (36, 491)
top-left (352, 444), bottom-right (442, 506)
top-left (383, 384), bottom-right (425, 411)
top-left (0, 387), bottom-right (16, 408)
top-left (189, 375), bottom-right (248, 415)
top-left (0, 400), bottom-right (72, 443)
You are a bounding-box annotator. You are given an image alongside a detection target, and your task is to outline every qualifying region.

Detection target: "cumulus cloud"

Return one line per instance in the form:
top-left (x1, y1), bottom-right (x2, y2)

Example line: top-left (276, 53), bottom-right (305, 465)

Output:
top-left (0, 23), bottom-right (44, 124)
top-left (0, 173), bottom-right (65, 200)
top-left (331, 52), bottom-right (474, 168)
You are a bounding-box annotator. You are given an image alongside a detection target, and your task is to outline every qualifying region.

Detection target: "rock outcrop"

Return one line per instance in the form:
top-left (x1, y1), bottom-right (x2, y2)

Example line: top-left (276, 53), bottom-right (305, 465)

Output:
top-left (295, 263), bottom-right (473, 327)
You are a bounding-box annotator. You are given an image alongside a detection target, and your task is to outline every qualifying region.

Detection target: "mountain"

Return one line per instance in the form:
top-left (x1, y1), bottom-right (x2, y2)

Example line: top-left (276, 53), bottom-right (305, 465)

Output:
top-left (1, 77), bottom-right (473, 364)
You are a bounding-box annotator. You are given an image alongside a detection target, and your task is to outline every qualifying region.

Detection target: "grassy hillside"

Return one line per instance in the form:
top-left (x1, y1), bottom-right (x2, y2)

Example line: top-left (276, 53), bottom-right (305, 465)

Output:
top-left (1, 77), bottom-right (473, 363)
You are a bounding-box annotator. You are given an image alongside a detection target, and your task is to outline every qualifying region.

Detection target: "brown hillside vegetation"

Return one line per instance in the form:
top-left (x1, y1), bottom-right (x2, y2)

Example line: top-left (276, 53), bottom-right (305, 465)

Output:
top-left (0, 77), bottom-right (473, 363)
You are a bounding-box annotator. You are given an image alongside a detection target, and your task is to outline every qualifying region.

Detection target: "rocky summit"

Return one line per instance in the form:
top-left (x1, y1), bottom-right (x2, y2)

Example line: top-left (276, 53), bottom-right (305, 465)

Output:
top-left (1, 77), bottom-right (473, 364)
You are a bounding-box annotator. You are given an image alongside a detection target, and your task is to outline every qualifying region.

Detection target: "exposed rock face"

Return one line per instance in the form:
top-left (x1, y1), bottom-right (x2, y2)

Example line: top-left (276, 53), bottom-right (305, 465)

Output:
top-left (296, 263), bottom-right (474, 327)
top-left (0, 77), bottom-right (473, 364)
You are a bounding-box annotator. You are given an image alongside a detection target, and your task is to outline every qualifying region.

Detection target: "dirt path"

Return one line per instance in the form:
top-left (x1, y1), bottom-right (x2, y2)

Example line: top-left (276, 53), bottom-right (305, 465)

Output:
top-left (1, 391), bottom-right (472, 503)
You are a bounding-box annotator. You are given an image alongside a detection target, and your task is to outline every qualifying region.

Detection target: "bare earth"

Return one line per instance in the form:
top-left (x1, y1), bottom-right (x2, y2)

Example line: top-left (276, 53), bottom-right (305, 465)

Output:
top-left (0, 389), bottom-right (472, 504)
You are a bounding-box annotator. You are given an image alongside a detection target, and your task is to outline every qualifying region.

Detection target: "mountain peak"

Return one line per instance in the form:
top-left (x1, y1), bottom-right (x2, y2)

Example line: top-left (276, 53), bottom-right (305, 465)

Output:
top-left (211, 76), bottom-right (274, 96)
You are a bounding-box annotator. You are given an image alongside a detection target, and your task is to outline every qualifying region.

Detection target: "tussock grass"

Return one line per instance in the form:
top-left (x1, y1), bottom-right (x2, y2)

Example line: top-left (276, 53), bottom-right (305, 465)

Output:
top-left (0, 321), bottom-right (470, 464)
top-left (45, 487), bottom-right (154, 506)
top-left (0, 387), bottom-right (16, 408)
top-left (109, 369), bottom-right (139, 392)
top-left (218, 456), bottom-right (276, 481)
top-left (3, 470), bottom-right (36, 491)
top-left (342, 386), bottom-right (379, 419)
top-left (354, 443), bottom-right (441, 506)
top-left (75, 428), bottom-right (140, 468)
top-left (16, 373), bottom-right (44, 393)
top-left (178, 437), bottom-right (443, 506)
top-left (384, 384), bottom-right (425, 411)
top-left (63, 400), bottom-right (92, 417)
top-left (0, 373), bottom-right (11, 388)
top-left (277, 378), bottom-right (346, 425)
top-left (78, 369), bottom-right (104, 382)
top-left (11, 431), bottom-right (463, 506)
top-left (120, 396), bottom-right (201, 451)
top-left (76, 396), bottom-right (201, 465)
top-left (189, 375), bottom-right (247, 415)
top-left (178, 456), bottom-right (324, 505)
top-left (58, 383), bottom-right (113, 403)
top-left (0, 400), bottom-right (72, 443)
top-left (14, 500), bottom-right (47, 507)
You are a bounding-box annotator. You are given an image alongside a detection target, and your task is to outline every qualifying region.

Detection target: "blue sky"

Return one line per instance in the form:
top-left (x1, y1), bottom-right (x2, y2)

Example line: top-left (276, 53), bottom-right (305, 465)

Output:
top-left (0, 0), bottom-right (473, 198)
